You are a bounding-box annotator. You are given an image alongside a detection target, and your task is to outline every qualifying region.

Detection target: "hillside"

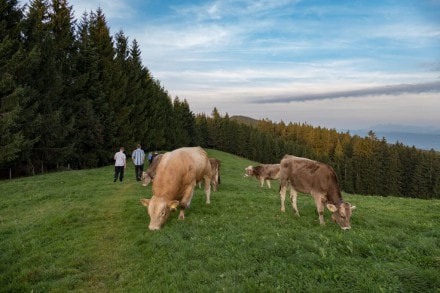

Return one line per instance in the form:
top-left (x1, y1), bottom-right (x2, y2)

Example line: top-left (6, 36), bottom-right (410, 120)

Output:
top-left (1, 149), bottom-right (439, 291)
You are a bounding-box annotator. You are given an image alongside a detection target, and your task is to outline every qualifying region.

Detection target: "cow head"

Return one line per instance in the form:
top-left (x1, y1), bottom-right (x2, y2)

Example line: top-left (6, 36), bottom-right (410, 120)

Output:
top-left (141, 171), bottom-right (152, 187)
top-left (326, 202), bottom-right (356, 230)
top-left (140, 197), bottom-right (179, 230)
top-left (244, 166), bottom-right (254, 177)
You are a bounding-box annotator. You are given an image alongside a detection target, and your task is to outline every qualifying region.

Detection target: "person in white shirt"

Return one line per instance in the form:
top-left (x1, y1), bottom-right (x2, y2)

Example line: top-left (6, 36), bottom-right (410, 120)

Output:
top-left (132, 144), bottom-right (145, 181)
top-left (114, 147), bottom-right (126, 182)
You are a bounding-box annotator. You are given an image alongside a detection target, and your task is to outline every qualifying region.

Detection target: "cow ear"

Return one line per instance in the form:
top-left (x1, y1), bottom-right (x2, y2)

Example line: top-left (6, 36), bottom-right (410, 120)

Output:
top-left (168, 200), bottom-right (179, 210)
top-left (326, 203), bottom-right (338, 212)
top-left (140, 199), bottom-right (150, 207)
top-left (351, 205), bottom-right (357, 210)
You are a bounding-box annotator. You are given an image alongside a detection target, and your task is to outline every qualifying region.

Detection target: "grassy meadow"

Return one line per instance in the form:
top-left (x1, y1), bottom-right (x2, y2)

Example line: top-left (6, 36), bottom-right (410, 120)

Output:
top-left (1, 149), bottom-right (439, 292)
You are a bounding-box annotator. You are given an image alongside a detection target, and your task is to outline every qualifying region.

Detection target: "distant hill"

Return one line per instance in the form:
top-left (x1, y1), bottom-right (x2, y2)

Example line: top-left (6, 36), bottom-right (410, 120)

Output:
top-left (230, 115), bottom-right (259, 127)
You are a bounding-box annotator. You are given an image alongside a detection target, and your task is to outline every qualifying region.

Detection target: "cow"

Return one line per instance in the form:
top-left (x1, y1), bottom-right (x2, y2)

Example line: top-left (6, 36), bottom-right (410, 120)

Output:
top-left (196, 158), bottom-right (221, 191)
top-left (141, 153), bottom-right (164, 187)
top-left (209, 158), bottom-right (221, 191)
top-left (244, 164), bottom-right (280, 188)
top-left (279, 155), bottom-right (356, 230)
top-left (140, 147), bottom-right (212, 230)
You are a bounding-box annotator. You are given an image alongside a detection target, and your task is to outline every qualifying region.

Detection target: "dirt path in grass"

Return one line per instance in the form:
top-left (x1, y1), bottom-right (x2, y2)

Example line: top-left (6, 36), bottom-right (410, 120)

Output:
top-left (83, 179), bottom-right (141, 291)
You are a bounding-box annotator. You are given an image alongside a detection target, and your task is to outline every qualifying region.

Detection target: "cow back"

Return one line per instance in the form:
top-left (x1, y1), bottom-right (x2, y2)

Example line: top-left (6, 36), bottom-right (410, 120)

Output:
top-left (152, 147), bottom-right (210, 200)
top-left (280, 155), bottom-right (341, 203)
top-left (254, 164), bottom-right (280, 179)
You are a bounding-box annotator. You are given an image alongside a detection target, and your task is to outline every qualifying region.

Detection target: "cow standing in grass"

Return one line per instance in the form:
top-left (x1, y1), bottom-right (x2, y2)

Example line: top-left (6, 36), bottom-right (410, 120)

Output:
top-left (279, 155), bottom-right (356, 230)
top-left (140, 147), bottom-right (212, 230)
top-left (141, 154), bottom-right (164, 187)
top-left (209, 158), bottom-right (221, 191)
top-left (244, 164), bottom-right (280, 188)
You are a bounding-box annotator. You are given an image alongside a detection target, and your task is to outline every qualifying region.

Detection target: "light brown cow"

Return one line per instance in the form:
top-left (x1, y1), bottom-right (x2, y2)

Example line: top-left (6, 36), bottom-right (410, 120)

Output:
top-left (279, 155), bottom-right (356, 230)
top-left (140, 147), bottom-right (212, 230)
top-left (141, 154), bottom-right (164, 187)
top-left (244, 164), bottom-right (280, 188)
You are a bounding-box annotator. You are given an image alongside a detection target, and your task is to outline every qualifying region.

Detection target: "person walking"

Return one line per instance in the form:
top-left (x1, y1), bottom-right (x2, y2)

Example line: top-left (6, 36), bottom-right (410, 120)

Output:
top-left (132, 144), bottom-right (145, 181)
top-left (114, 147), bottom-right (126, 182)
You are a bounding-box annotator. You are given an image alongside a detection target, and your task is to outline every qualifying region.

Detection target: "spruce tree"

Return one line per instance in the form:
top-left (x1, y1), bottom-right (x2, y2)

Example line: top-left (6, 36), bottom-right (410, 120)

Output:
top-left (0, 0), bottom-right (27, 168)
top-left (21, 0), bottom-right (70, 172)
top-left (128, 39), bottom-right (150, 147)
top-left (70, 12), bottom-right (107, 167)
top-left (88, 8), bottom-right (116, 156)
top-left (112, 30), bottom-right (132, 146)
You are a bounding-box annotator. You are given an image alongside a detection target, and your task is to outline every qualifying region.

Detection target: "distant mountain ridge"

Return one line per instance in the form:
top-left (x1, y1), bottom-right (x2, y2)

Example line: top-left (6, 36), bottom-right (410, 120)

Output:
top-left (230, 115), bottom-right (259, 127)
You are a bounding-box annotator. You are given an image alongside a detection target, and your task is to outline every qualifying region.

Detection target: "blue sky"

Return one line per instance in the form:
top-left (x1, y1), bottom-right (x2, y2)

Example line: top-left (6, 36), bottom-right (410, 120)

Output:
top-left (44, 1), bottom-right (440, 129)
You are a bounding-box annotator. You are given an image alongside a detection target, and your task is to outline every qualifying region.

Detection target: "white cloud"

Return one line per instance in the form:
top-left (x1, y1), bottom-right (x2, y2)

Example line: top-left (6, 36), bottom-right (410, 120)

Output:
top-left (70, 0), bottom-right (135, 20)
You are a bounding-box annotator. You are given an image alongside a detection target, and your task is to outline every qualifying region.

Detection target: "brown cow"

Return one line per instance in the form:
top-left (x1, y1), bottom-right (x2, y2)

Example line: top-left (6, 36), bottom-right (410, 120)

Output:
top-left (140, 147), bottom-right (212, 230)
top-left (244, 164), bottom-right (280, 188)
top-left (209, 158), bottom-right (221, 191)
top-left (279, 155), bottom-right (356, 230)
top-left (197, 158), bottom-right (221, 191)
top-left (141, 154), bottom-right (164, 187)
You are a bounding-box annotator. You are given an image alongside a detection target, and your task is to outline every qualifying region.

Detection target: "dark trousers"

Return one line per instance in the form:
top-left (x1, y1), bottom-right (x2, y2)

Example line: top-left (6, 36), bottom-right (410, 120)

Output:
top-left (135, 164), bottom-right (144, 181)
top-left (114, 166), bottom-right (124, 182)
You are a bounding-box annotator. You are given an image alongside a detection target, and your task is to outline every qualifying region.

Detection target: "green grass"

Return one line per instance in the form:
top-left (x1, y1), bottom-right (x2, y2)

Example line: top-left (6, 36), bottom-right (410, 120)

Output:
top-left (1, 149), bottom-right (439, 292)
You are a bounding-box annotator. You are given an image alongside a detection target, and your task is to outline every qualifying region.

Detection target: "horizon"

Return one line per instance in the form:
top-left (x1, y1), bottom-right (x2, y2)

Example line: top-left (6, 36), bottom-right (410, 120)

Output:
top-left (19, 0), bottom-right (440, 130)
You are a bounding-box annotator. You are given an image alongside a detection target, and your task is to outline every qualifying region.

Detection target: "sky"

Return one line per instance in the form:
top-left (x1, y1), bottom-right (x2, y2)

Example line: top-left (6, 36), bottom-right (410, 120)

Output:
top-left (29, 0), bottom-right (440, 130)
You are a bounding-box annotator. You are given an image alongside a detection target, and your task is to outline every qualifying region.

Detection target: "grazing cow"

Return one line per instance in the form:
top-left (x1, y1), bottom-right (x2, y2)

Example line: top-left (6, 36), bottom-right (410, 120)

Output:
top-left (209, 158), bottom-right (221, 191)
top-left (196, 158), bottom-right (221, 191)
top-left (279, 155), bottom-right (356, 230)
top-left (140, 147), bottom-right (212, 230)
top-left (141, 154), bottom-right (164, 187)
top-left (244, 164), bottom-right (280, 188)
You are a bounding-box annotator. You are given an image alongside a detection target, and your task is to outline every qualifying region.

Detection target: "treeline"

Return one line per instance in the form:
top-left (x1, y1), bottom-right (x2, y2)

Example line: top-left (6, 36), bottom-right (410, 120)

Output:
top-left (2, 1), bottom-right (439, 199)
top-left (194, 110), bottom-right (440, 199)
top-left (1, 0), bottom-right (197, 175)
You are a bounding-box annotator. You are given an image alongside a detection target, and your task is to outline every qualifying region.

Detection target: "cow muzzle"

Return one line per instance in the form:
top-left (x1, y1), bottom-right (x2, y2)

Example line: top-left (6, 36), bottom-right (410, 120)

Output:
top-left (148, 224), bottom-right (161, 231)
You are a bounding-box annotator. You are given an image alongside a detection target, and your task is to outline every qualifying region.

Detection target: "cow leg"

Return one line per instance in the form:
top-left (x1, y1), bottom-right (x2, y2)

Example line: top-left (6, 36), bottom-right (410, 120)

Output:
top-left (266, 180), bottom-right (271, 188)
top-left (289, 188), bottom-right (300, 216)
top-left (179, 184), bottom-right (196, 220)
top-left (279, 184), bottom-right (287, 212)
top-left (259, 177), bottom-right (264, 188)
top-left (204, 175), bottom-right (211, 204)
top-left (312, 193), bottom-right (326, 225)
top-left (212, 172), bottom-right (218, 192)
